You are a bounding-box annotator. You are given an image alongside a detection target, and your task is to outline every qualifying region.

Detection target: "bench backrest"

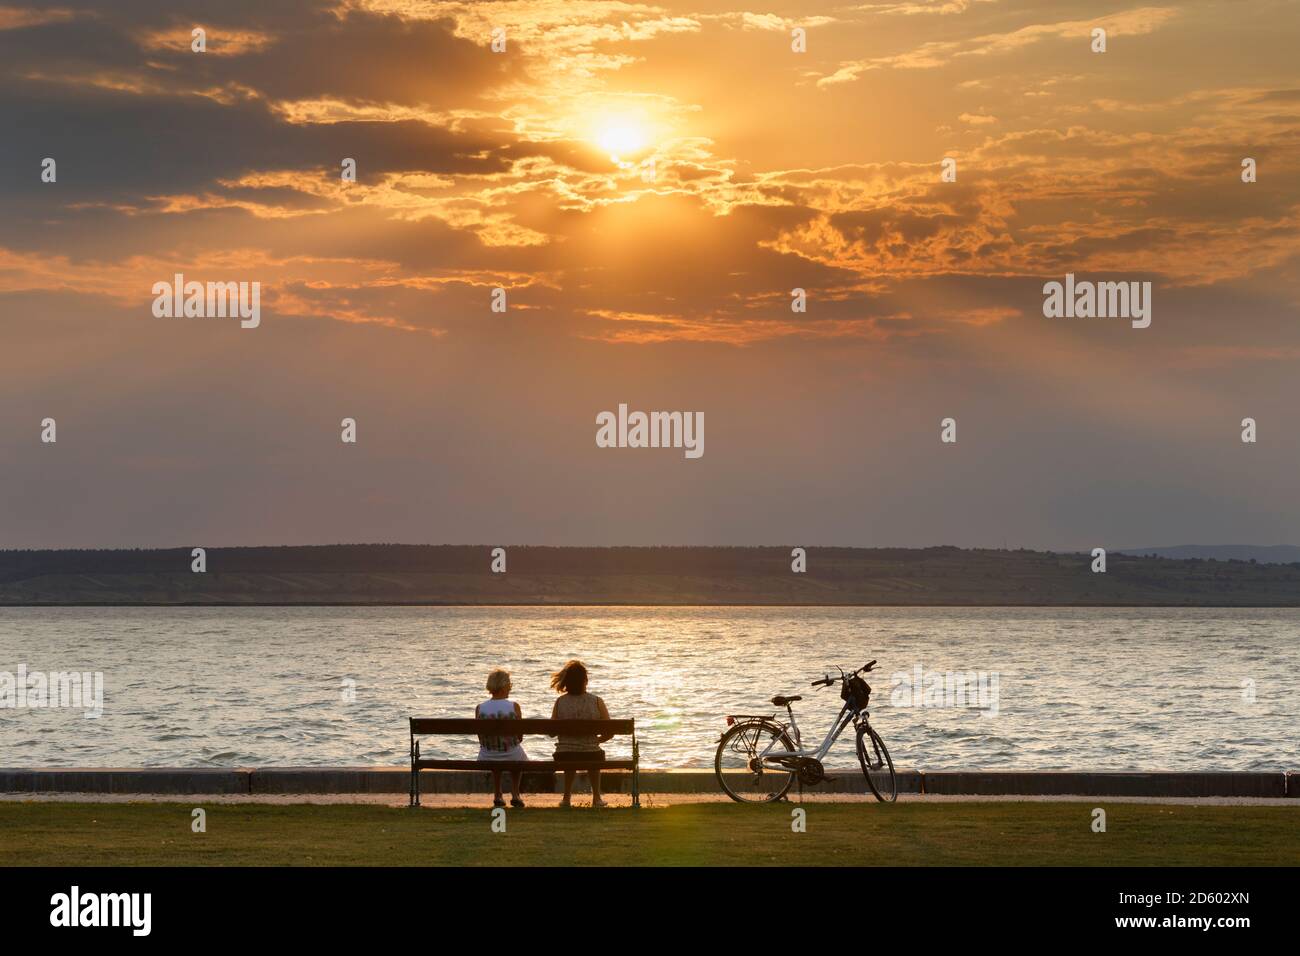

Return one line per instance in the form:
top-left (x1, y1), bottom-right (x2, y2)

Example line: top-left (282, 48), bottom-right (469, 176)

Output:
top-left (410, 718), bottom-right (634, 736)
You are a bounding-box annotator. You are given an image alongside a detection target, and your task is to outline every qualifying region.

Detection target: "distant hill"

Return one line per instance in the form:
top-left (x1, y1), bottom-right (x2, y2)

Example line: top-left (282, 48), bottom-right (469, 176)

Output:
top-left (0, 545), bottom-right (1298, 606)
top-left (1115, 545), bottom-right (1300, 564)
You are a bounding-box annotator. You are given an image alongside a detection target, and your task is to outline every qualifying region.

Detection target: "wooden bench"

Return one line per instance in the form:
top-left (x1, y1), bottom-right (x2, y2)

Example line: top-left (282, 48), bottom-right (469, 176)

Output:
top-left (409, 718), bottom-right (641, 808)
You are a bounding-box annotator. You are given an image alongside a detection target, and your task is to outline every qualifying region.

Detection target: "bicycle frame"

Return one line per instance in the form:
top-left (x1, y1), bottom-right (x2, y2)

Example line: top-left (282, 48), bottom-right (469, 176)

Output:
top-left (758, 700), bottom-right (862, 766)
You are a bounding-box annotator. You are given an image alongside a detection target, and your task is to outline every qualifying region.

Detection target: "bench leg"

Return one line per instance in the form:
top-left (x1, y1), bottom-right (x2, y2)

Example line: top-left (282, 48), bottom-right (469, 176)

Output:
top-left (632, 735), bottom-right (641, 809)
top-left (410, 738), bottom-right (421, 808)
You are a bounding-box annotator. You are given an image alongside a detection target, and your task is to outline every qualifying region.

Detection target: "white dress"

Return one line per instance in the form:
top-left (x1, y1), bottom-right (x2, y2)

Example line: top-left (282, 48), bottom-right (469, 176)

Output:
top-left (476, 697), bottom-right (528, 761)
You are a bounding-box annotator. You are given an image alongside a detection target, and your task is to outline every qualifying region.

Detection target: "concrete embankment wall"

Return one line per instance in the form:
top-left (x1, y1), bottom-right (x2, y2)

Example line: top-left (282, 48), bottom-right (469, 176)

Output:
top-left (1, 768), bottom-right (1296, 798)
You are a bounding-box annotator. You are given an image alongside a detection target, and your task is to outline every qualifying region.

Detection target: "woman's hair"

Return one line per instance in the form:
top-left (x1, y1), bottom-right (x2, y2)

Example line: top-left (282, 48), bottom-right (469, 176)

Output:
top-left (485, 668), bottom-right (512, 693)
top-left (550, 659), bottom-right (588, 694)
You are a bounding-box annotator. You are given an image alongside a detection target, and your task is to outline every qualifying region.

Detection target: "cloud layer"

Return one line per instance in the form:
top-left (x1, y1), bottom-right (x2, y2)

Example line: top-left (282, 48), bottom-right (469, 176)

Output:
top-left (1, 0), bottom-right (1297, 548)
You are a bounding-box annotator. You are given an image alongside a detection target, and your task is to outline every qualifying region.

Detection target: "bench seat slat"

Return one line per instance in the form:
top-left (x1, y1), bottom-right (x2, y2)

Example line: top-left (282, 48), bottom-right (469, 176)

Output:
top-left (417, 760), bottom-right (636, 771)
top-left (411, 718), bottom-right (634, 736)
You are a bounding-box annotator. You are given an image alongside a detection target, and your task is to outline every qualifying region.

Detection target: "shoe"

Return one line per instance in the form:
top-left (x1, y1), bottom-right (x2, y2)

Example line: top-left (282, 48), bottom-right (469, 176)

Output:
top-left (492, 797), bottom-right (506, 808)
top-left (510, 796), bottom-right (525, 809)
top-left (559, 795), bottom-right (572, 808)
top-left (592, 797), bottom-right (608, 808)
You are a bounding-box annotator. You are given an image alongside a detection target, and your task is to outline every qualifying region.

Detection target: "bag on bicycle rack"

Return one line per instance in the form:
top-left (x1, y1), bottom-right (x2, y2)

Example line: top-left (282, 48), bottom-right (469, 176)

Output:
top-left (842, 675), bottom-right (871, 710)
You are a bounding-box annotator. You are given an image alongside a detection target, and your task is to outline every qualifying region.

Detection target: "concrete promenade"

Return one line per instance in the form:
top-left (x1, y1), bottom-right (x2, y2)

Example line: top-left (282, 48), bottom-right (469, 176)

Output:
top-left (1, 767), bottom-right (1296, 798)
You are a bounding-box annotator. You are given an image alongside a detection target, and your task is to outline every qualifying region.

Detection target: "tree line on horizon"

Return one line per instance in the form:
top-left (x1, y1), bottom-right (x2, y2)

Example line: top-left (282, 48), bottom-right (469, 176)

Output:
top-left (1, 543), bottom-right (1298, 580)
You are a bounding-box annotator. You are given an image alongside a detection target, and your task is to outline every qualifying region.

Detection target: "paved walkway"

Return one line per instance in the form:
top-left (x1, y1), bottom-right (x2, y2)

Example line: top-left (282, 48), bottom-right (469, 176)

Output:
top-left (3, 791), bottom-right (1296, 808)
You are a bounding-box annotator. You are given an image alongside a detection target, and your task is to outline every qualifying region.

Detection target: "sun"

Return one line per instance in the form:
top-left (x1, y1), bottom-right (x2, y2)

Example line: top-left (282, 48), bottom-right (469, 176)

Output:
top-left (595, 121), bottom-right (646, 162)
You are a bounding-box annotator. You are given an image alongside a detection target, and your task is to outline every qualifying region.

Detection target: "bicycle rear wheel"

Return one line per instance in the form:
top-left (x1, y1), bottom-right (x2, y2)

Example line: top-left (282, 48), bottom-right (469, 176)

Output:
top-left (714, 720), bottom-right (797, 804)
top-left (856, 723), bottom-right (897, 803)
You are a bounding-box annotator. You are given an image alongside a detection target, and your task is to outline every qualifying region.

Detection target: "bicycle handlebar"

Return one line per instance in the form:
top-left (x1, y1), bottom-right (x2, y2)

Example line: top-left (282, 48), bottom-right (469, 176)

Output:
top-left (811, 660), bottom-right (877, 687)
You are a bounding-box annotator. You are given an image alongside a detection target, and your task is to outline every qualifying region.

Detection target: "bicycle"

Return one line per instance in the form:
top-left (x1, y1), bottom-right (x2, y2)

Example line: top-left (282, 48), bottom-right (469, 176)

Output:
top-left (714, 659), bottom-right (897, 803)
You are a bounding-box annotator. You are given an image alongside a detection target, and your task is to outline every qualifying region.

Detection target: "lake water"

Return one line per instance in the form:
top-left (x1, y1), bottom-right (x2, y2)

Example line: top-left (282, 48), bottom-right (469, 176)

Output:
top-left (1, 606), bottom-right (1296, 770)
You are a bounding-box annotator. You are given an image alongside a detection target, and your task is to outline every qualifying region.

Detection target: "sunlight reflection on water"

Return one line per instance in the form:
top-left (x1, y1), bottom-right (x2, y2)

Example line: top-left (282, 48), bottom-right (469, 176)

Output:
top-left (2, 606), bottom-right (1296, 770)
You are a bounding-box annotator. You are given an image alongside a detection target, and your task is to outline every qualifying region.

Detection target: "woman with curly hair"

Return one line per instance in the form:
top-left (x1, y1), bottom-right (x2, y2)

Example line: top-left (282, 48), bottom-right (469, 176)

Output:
top-left (549, 659), bottom-right (612, 808)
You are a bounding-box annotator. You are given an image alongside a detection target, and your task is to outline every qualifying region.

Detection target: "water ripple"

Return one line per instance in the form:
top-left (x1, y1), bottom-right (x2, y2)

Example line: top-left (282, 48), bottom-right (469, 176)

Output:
top-left (1, 605), bottom-right (1297, 770)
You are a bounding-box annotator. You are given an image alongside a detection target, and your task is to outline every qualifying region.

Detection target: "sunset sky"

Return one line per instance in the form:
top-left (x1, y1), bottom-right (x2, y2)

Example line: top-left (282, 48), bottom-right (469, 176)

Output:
top-left (2, 0), bottom-right (1298, 549)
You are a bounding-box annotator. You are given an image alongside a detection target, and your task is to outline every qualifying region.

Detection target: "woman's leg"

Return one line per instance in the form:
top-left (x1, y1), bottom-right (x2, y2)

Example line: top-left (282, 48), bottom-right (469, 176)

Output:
top-left (562, 769), bottom-right (575, 800)
top-left (491, 769), bottom-right (504, 800)
top-left (509, 770), bottom-right (522, 799)
top-left (588, 769), bottom-right (602, 802)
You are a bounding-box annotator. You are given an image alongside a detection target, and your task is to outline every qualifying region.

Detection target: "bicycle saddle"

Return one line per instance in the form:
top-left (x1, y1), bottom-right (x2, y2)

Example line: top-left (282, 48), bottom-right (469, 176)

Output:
top-left (771, 695), bottom-right (802, 707)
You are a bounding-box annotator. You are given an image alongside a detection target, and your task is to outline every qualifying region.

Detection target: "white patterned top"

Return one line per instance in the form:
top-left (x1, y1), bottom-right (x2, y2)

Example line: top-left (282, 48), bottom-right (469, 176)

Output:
top-left (476, 697), bottom-right (528, 761)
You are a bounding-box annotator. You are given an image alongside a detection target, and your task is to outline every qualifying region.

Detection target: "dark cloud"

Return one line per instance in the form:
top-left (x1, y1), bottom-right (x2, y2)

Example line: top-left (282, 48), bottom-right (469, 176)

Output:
top-left (1, 0), bottom-right (1297, 549)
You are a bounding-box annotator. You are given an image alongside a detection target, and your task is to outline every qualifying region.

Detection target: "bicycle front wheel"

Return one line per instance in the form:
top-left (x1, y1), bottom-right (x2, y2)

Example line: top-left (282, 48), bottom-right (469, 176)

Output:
top-left (714, 720), bottom-right (797, 804)
top-left (856, 724), bottom-right (897, 803)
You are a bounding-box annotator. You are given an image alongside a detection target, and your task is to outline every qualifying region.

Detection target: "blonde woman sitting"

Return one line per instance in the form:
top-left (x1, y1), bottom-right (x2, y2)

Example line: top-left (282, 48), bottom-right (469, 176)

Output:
top-left (476, 668), bottom-right (527, 808)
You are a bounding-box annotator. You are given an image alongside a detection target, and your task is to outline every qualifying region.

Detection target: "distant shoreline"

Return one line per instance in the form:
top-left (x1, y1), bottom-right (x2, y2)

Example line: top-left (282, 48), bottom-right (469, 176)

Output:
top-left (3, 602), bottom-right (1299, 609)
top-left (3, 544), bottom-right (1298, 607)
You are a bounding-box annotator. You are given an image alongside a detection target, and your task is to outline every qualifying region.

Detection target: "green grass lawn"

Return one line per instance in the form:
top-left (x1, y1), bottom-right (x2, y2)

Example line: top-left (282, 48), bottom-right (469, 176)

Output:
top-left (4, 801), bottom-right (1298, 866)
